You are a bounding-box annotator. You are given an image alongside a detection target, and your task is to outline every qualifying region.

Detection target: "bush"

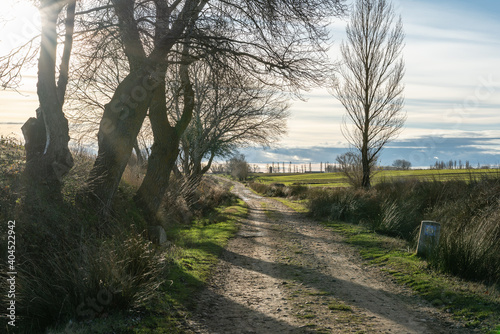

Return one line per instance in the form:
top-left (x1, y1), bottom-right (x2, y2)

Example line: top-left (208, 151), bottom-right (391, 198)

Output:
top-left (6, 229), bottom-right (165, 329)
top-left (438, 214), bottom-right (500, 282)
top-left (285, 183), bottom-right (309, 199)
top-left (163, 175), bottom-right (237, 225)
top-left (249, 181), bottom-right (271, 195)
top-left (248, 182), bottom-right (287, 197)
top-left (427, 178), bottom-right (500, 283)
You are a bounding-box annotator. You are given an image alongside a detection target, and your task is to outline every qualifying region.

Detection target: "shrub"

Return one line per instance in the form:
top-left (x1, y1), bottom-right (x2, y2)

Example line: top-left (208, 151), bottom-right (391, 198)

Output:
top-left (6, 229), bottom-right (165, 329)
top-left (163, 175), bottom-right (238, 225)
top-left (438, 214), bottom-right (500, 282)
top-left (285, 183), bottom-right (309, 199)
top-left (249, 181), bottom-right (271, 195)
top-left (248, 182), bottom-right (287, 197)
top-left (189, 177), bottom-right (236, 216)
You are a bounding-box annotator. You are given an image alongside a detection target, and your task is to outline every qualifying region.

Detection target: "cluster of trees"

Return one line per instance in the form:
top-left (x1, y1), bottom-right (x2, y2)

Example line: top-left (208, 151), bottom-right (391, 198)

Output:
top-left (431, 160), bottom-right (472, 170)
top-left (1, 0), bottom-right (347, 220)
top-left (392, 159), bottom-right (412, 170)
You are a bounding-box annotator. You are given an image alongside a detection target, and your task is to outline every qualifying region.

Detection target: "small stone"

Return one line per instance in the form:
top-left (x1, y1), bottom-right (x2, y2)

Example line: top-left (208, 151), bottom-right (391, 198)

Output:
top-left (148, 225), bottom-right (167, 245)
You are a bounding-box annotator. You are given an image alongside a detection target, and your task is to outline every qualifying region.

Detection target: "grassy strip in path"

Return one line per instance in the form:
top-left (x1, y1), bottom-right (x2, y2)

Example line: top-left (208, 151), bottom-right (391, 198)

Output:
top-left (50, 199), bottom-right (247, 334)
top-left (276, 198), bottom-right (500, 334)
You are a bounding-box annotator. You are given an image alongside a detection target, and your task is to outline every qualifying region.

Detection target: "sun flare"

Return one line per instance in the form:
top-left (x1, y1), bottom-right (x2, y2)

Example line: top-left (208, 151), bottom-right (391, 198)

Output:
top-left (0, 0), bottom-right (40, 53)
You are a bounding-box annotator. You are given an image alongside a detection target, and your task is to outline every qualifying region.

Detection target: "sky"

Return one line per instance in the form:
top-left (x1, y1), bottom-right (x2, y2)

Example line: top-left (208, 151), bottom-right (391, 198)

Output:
top-left (0, 0), bottom-right (499, 169)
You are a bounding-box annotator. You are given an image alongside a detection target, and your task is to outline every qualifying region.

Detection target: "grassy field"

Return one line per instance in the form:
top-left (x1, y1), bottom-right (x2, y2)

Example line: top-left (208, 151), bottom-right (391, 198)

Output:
top-left (250, 169), bottom-right (500, 187)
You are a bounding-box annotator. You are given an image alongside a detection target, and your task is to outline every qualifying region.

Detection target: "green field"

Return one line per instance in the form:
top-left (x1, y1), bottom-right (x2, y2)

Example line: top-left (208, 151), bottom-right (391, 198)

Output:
top-left (250, 169), bottom-right (500, 187)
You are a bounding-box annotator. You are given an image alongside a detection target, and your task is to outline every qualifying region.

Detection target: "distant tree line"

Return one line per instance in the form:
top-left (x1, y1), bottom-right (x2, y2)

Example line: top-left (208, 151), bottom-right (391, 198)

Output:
top-left (392, 159), bottom-right (411, 170)
top-left (431, 160), bottom-right (472, 170)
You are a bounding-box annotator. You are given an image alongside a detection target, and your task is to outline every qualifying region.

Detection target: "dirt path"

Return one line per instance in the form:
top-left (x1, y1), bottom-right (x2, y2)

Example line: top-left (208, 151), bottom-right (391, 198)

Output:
top-left (187, 181), bottom-right (473, 333)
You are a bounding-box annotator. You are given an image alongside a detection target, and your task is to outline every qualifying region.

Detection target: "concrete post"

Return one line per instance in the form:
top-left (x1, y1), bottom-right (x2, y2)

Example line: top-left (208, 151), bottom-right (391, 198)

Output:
top-left (416, 221), bottom-right (441, 257)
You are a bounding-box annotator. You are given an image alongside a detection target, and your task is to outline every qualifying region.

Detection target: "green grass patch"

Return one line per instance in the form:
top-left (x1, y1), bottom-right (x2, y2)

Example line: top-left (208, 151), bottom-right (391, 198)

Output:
top-left (328, 301), bottom-right (353, 312)
top-left (252, 172), bottom-right (347, 187)
top-left (273, 197), bottom-right (308, 213)
top-left (166, 201), bottom-right (245, 303)
top-left (135, 200), bottom-right (247, 333)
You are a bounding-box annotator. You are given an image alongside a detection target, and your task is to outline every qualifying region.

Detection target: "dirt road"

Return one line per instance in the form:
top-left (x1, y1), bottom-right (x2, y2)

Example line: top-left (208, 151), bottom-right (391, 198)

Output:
top-left (188, 181), bottom-right (472, 333)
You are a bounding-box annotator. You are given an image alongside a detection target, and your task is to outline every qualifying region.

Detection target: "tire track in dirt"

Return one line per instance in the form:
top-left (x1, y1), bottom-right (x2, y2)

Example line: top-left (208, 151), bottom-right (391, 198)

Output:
top-left (188, 181), bottom-right (473, 333)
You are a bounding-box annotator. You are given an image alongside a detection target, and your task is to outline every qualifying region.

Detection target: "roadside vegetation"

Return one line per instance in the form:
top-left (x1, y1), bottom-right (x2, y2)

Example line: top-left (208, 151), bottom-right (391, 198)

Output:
top-left (249, 171), bottom-right (500, 333)
top-left (0, 138), bottom-right (246, 333)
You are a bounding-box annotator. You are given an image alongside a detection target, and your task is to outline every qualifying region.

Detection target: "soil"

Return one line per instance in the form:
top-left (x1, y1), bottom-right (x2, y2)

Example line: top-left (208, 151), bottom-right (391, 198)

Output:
top-left (187, 180), bottom-right (475, 333)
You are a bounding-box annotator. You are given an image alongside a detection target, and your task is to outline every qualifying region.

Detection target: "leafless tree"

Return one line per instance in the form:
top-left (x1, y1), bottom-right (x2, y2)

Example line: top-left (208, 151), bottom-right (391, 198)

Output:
top-left (177, 57), bottom-right (290, 189)
top-left (227, 153), bottom-right (249, 181)
top-left (84, 0), bottom-right (346, 216)
top-left (333, 0), bottom-right (405, 188)
top-left (75, 0), bottom-right (209, 215)
top-left (17, 0), bottom-right (76, 202)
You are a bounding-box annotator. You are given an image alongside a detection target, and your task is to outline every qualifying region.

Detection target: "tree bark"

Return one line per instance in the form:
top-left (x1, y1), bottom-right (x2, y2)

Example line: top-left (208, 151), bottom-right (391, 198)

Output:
top-left (361, 146), bottom-right (371, 189)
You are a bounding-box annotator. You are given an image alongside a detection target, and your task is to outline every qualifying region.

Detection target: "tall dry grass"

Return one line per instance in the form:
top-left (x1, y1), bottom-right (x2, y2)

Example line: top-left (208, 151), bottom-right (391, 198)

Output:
top-left (0, 144), bottom-right (168, 332)
top-left (306, 176), bottom-right (500, 284)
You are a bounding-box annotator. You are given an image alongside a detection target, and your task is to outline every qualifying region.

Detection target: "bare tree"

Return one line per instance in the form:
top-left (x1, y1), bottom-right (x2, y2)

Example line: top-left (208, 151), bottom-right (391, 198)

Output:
top-left (20, 0), bottom-right (76, 202)
top-left (333, 0), bottom-right (405, 188)
top-left (83, 0), bottom-right (207, 213)
top-left (227, 153), bottom-right (249, 181)
top-left (177, 57), bottom-right (289, 188)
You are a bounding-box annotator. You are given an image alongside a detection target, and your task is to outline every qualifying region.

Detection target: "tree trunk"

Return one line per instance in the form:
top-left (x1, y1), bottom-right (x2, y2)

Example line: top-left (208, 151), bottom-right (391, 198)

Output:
top-left (85, 69), bottom-right (157, 211)
top-left (135, 59), bottom-right (194, 220)
top-left (361, 154), bottom-right (371, 189)
top-left (133, 139), bottom-right (144, 167)
top-left (22, 1), bottom-right (74, 203)
top-left (361, 134), bottom-right (371, 189)
top-left (134, 131), bottom-right (180, 221)
top-left (134, 80), bottom-right (179, 221)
